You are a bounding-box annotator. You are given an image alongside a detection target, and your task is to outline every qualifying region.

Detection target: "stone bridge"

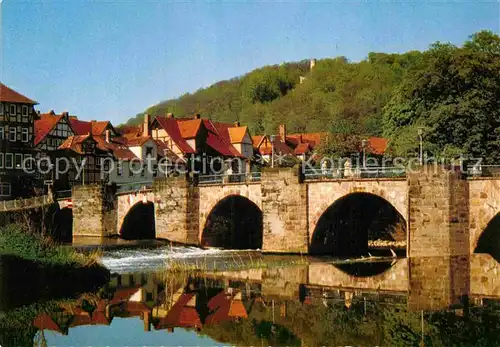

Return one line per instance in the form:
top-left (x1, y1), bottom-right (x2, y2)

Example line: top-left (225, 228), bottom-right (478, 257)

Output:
top-left (71, 166), bottom-right (500, 258)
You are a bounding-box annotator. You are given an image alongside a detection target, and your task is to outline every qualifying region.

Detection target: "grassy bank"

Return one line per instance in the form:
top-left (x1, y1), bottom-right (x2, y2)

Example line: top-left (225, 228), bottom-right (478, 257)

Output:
top-left (0, 223), bottom-right (100, 267)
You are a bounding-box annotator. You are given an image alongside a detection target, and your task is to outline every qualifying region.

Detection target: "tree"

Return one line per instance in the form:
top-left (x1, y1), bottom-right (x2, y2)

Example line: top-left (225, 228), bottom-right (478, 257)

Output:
top-left (383, 31), bottom-right (500, 163)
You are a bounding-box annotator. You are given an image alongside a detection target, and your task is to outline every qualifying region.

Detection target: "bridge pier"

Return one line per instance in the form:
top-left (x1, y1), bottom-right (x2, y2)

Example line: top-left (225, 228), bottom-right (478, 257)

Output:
top-left (261, 167), bottom-right (308, 253)
top-left (408, 166), bottom-right (470, 309)
top-left (72, 184), bottom-right (117, 237)
top-left (154, 175), bottom-right (199, 244)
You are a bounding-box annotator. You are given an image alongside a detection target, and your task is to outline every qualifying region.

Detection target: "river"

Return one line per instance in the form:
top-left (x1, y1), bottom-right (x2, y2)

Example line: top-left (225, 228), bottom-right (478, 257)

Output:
top-left (2, 245), bottom-right (500, 346)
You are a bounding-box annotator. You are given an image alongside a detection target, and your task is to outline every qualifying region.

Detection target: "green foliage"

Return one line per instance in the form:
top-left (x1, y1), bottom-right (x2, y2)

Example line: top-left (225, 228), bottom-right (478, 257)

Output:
top-left (315, 133), bottom-right (362, 158)
top-left (383, 30), bottom-right (500, 163)
top-left (0, 224), bottom-right (96, 266)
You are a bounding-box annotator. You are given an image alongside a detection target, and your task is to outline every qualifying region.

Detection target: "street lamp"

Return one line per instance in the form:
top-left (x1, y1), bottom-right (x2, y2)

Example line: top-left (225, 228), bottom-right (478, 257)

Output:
top-left (418, 127), bottom-right (424, 166)
top-left (270, 135), bottom-right (276, 168)
top-left (361, 139), bottom-right (368, 168)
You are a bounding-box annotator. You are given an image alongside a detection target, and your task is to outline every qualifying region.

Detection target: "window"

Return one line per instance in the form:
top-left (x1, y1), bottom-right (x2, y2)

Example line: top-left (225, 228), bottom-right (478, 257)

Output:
top-left (146, 147), bottom-right (153, 157)
top-left (0, 183), bottom-right (11, 197)
top-left (0, 153), bottom-right (3, 168)
top-left (5, 153), bottom-right (13, 168)
top-left (0, 126), bottom-right (4, 140)
top-left (22, 105), bottom-right (28, 116)
top-left (9, 127), bottom-right (16, 142)
top-left (9, 104), bottom-right (15, 115)
top-left (21, 128), bottom-right (28, 142)
top-left (117, 162), bottom-right (123, 176)
top-left (0, 103), bottom-right (3, 115)
top-left (129, 163), bottom-right (134, 177)
top-left (14, 154), bottom-right (22, 169)
top-left (24, 154), bottom-right (32, 170)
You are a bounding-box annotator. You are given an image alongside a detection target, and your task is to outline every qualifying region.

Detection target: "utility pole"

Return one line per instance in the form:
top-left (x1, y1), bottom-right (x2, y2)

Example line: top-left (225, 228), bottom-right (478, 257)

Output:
top-left (418, 128), bottom-right (424, 166)
top-left (271, 135), bottom-right (275, 168)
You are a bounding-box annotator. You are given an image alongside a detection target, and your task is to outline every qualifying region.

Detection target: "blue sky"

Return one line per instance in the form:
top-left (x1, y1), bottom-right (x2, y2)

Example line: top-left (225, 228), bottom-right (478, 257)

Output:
top-left (1, 1), bottom-right (498, 124)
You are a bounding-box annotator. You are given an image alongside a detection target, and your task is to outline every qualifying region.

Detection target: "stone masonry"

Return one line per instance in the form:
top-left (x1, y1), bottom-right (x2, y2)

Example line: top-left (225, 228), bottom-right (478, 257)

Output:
top-left (260, 167), bottom-right (309, 253)
top-left (72, 184), bottom-right (116, 237)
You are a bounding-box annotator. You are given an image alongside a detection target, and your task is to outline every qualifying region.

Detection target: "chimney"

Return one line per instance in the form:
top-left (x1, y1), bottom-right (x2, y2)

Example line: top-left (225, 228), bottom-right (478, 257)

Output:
top-left (143, 113), bottom-right (150, 137)
top-left (310, 58), bottom-right (316, 70)
top-left (105, 129), bottom-right (111, 143)
top-left (279, 124), bottom-right (287, 143)
top-left (48, 109), bottom-right (55, 115)
top-left (62, 111), bottom-right (69, 118)
top-left (90, 120), bottom-right (97, 122)
top-left (234, 121), bottom-right (240, 127)
top-left (194, 113), bottom-right (201, 119)
top-left (166, 112), bottom-right (174, 119)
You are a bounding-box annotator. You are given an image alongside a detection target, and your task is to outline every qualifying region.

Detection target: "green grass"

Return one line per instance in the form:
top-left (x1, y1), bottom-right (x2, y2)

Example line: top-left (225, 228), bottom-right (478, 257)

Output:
top-left (0, 223), bottom-right (101, 267)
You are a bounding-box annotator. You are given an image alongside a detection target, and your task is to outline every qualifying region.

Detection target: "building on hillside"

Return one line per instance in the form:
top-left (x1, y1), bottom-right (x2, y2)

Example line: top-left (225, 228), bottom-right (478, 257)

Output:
top-left (253, 124), bottom-right (388, 166)
top-left (120, 113), bottom-right (254, 176)
top-left (0, 83), bottom-right (40, 200)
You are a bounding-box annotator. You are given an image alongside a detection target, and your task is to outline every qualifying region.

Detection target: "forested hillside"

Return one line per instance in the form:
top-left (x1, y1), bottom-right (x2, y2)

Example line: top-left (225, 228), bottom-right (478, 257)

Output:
top-left (127, 30), bottom-right (500, 162)
top-left (126, 53), bottom-right (422, 136)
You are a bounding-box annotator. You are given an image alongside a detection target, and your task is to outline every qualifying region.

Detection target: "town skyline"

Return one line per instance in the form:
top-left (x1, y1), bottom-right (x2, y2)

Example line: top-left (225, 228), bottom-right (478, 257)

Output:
top-left (1, 1), bottom-right (498, 124)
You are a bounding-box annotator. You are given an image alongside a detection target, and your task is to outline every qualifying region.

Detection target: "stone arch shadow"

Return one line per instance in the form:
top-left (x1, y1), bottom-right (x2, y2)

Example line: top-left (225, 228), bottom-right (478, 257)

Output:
top-left (201, 195), bottom-right (263, 249)
top-left (309, 192), bottom-right (407, 257)
top-left (119, 201), bottom-right (156, 240)
top-left (475, 212), bottom-right (500, 262)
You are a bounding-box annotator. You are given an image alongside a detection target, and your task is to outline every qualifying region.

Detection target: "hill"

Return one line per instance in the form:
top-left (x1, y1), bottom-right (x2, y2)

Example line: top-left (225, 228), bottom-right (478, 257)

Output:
top-left (126, 31), bottom-right (500, 162)
top-left (125, 53), bottom-right (423, 137)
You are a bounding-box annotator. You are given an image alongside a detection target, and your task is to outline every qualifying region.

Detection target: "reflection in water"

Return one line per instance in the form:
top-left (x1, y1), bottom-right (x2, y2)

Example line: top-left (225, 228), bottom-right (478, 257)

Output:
top-left (1, 256), bottom-right (500, 347)
top-left (3, 250), bottom-right (500, 346)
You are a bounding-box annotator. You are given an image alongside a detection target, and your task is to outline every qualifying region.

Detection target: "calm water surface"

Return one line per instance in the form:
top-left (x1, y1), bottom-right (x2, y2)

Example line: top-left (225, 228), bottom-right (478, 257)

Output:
top-left (2, 246), bottom-right (500, 346)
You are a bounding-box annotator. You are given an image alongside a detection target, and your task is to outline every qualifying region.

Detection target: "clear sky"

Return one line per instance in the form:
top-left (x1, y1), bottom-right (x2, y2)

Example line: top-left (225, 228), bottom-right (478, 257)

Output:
top-left (1, 1), bottom-right (498, 124)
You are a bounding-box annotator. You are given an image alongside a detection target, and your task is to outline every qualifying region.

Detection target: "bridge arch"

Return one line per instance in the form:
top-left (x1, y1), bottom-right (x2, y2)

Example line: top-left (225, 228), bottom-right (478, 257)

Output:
top-left (117, 191), bottom-right (156, 240)
top-left (309, 192), bottom-right (407, 256)
top-left (474, 212), bottom-right (500, 262)
top-left (199, 184), bottom-right (262, 245)
top-left (201, 194), bottom-right (263, 249)
top-left (119, 200), bottom-right (155, 239)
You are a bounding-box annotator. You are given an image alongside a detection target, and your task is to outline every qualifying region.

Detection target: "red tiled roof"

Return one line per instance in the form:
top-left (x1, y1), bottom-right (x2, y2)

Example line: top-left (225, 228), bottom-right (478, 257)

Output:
top-left (0, 83), bottom-right (37, 104)
top-left (205, 291), bottom-right (247, 325)
top-left (257, 138), bottom-right (294, 156)
top-left (367, 137), bottom-right (388, 155)
top-left (92, 121), bottom-right (111, 136)
top-left (58, 135), bottom-right (94, 154)
top-left (206, 120), bottom-right (245, 158)
top-left (125, 136), bottom-right (151, 147)
top-left (154, 117), bottom-right (196, 154)
top-left (287, 133), bottom-right (326, 148)
top-left (228, 126), bottom-right (248, 143)
top-left (69, 118), bottom-right (92, 135)
top-left (35, 113), bottom-right (64, 146)
top-left (94, 136), bottom-right (138, 161)
top-left (294, 142), bottom-right (312, 155)
top-left (178, 119), bottom-right (203, 139)
top-left (155, 139), bottom-right (184, 163)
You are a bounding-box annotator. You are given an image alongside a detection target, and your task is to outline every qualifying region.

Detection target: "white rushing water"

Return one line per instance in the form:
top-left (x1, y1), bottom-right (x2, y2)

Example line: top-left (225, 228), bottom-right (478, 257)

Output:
top-left (101, 245), bottom-right (259, 273)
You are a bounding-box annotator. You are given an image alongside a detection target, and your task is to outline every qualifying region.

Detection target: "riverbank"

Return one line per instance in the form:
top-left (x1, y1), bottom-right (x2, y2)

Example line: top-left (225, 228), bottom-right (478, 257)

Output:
top-left (0, 224), bottom-right (110, 311)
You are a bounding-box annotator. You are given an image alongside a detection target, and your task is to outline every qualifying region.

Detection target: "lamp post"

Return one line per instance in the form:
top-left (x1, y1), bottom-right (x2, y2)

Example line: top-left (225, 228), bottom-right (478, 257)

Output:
top-left (270, 135), bottom-right (276, 168)
top-left (418, 128), bottom-right (424, 166)
top-left (362, 139), bottom-right (367, 168)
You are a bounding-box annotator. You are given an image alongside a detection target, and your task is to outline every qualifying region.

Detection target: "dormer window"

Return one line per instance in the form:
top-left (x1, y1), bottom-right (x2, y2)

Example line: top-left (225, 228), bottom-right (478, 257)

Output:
top-left (146, 147), bottom-right (153, 157)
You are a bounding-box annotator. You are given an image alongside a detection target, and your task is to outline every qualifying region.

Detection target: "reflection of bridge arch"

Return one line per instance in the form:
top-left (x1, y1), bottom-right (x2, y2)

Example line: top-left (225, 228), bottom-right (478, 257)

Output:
top-left (199, 184), bottom-right (262, 244)
top-left (117, 191), bottom-right (156, 240)
top-left (309, 191), bottom-right (407, 256)
top-left (201, 194), bottom-right (263, 249)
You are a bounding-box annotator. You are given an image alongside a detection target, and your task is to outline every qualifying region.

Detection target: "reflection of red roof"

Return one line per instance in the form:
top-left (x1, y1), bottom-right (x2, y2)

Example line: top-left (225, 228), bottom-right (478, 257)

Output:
top-left (110, 286), bottom-right (142, 305)
top-left (0, 83), bottom-right (37, 104)
top-left (35, 113), bottom-right (64, 145)
top-left (206, 291), bottom-right (248, 325)
top-left (154, 293), bottom-right (201, 330)
top-left (33, 313), bottom-right (65, 334)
